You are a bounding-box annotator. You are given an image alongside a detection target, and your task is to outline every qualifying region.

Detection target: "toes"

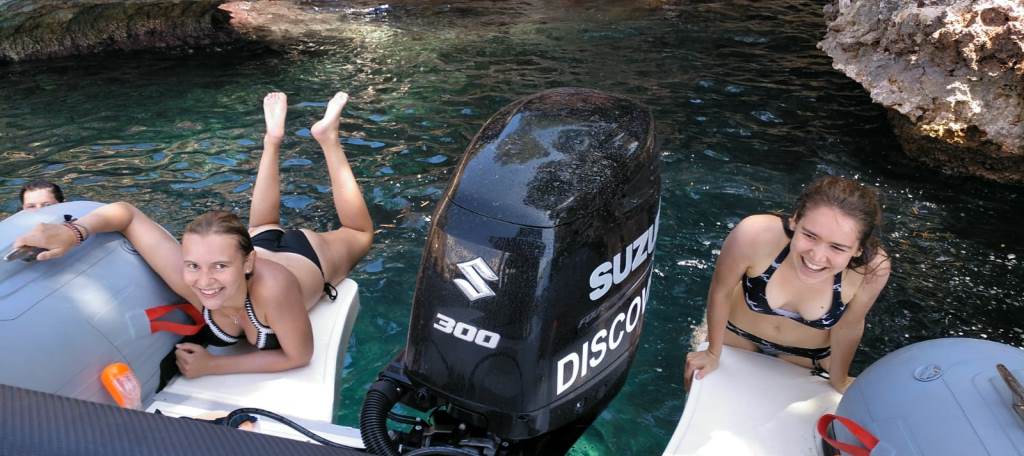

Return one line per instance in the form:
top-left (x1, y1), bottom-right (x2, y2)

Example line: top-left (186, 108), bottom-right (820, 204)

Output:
top-left (264, 92), bottom-right (286, 103)
top-left (328, 92), bottom-right (348, 108)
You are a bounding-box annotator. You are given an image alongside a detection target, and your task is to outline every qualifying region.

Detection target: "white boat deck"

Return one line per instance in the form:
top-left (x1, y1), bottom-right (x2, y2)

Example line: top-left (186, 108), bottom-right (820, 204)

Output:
top-left (663, 343), bottom-right (842, 456)
top-left (146, 278), bottom-right (364, 448)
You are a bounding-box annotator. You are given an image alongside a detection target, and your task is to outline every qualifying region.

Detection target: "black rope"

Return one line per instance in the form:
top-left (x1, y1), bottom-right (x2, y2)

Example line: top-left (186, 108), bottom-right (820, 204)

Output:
top-left (224, 408), bottom-right (362, 450)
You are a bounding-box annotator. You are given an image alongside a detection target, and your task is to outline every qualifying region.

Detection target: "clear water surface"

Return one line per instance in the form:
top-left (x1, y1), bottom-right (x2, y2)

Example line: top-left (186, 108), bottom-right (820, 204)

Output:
top-left (1, 1), bottom-right (1021, 454)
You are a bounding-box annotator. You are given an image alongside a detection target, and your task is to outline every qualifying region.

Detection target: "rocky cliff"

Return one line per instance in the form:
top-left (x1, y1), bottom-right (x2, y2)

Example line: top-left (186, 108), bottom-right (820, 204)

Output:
top-left (0, 0), bottom-right (239, 61)
top-left (819, 0), bottom-right (1023, 184)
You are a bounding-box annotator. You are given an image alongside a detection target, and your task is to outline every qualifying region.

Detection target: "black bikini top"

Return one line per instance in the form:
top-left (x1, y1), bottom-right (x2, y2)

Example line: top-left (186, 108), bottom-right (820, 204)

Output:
top-left (741, 244), bottom-right (847, 330)
top-left (203, 296), bottom-right (281, 350)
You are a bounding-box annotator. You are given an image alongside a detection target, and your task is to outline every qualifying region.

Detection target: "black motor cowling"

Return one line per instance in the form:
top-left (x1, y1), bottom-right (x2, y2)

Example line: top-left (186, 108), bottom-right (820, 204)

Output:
top-left (362, 88), bottom-right (660, 455)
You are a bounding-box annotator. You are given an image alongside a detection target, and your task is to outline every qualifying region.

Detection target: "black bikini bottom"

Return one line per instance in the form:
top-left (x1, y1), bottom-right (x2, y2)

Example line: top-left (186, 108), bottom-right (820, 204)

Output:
top-left (251, 228), bottom-right (337, 300)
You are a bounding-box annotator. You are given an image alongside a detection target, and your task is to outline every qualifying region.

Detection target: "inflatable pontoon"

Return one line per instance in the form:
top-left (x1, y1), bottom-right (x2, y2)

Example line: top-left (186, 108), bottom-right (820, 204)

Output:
top-left (0, 202), bottom-right (181, 405)
top-left (1, 201), bottom-right (365, 449)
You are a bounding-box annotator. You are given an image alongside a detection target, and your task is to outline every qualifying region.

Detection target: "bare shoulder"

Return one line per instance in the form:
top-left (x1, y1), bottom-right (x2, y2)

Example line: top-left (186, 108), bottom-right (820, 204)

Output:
top-left (713, 214), bottom-right (788, 280)
top-left (249, 258), bottom-right (303, 311)
top-left (727, 214), bottom-right (787, 253)
top-left (845, 247), bottom-right (891, 314)
top-left (735, 214), bottom-right (786, 234)
top-left (861, 247), bottom-right (892, 285)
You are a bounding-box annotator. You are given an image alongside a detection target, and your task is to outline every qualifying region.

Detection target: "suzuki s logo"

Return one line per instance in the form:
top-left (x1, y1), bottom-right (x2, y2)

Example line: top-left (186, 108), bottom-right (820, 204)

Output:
top-left (453, 257), bottom-right (498, 301)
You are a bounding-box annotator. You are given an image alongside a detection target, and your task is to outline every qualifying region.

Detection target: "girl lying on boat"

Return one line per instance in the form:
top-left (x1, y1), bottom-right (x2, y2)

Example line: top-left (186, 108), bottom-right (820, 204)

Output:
top-left (685, 176), bottom-right (891, 393)
top-left (14, 91), bottom-right (372, 378)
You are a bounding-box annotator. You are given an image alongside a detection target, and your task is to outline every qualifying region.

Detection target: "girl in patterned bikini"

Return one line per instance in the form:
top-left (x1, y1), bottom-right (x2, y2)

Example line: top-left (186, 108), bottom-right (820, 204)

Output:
top-left (684, 176), bottom-right (891, 393)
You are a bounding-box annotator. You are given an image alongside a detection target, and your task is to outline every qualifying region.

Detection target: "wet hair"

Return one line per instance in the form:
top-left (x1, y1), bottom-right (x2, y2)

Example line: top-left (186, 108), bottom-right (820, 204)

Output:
top-left (19, 180), bottom-right (64, 205)
top-left (791, 176), bottom-right (884, 271)
top-left (184, 210), bottom-right (254, 258)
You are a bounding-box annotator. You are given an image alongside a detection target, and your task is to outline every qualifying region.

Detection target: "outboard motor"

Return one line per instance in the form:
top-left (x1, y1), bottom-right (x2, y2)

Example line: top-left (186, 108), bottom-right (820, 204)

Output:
top-left (361, 88), bottom-right (660, 455)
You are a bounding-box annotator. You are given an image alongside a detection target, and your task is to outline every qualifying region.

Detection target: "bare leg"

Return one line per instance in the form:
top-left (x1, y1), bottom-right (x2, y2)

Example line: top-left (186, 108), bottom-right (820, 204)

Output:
top-left (308, 92), bottom-right (373, 282)
top-left (249, 92), bottom-right (287, 230)
top-left (310, 92), bottom-right (372, 234)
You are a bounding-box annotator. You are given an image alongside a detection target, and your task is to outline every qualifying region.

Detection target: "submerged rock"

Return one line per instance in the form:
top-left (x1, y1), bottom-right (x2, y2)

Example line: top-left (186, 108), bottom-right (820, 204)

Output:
top-left (819, 0), bottom-right (1024, 184)
top-left (0, 0), bottom-right (240, 62)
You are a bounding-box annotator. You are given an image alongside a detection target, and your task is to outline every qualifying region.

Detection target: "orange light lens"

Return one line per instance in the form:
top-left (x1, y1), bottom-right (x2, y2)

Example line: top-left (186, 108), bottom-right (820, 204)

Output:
top-left (100, 362), bottom-right (142, 409)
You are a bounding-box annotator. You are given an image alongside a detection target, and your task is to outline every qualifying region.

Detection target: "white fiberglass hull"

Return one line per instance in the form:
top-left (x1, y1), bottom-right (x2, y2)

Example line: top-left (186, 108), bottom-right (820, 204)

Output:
top-left (663, 343), bottom-right (841, 456)
top-left (146, 278), bottom-right (364, 449)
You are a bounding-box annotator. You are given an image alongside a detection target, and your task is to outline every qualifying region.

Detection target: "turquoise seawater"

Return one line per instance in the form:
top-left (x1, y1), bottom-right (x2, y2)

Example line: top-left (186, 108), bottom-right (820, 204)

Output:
top-left (2, 1), bottom-right (1021, 454)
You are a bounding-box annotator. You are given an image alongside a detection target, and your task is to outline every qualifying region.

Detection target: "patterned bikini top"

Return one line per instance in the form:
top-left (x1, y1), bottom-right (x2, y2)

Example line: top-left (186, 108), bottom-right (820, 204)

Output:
top-left (741, 244), bottom-right (846, 330)
top-left (203, 295), bottom-right (281, 350)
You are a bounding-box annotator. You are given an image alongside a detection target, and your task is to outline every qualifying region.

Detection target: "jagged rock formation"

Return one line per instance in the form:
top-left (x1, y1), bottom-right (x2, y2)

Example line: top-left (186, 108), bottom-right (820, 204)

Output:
top-left (0, 0), bottom-right (240, 62)
top-left (219, 1), bottom-right (335, 44)
top-left (219, 1), bottom-right (394, 45)
top-left (819, 0), bottom-right (1024, 184)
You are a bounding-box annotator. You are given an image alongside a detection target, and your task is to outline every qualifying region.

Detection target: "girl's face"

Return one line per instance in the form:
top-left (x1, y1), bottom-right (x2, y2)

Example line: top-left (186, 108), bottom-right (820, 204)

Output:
top-left (182, 233), bottom-right (254, 310)
top-left (788, 205), bottom-right (863, 284)
top-left (22, 188), bottom-right (59, 211)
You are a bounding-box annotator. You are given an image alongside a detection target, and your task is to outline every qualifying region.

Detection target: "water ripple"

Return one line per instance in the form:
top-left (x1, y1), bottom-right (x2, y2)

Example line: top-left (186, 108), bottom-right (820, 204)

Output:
top-left (1, 2), bottom-right (1022, 454)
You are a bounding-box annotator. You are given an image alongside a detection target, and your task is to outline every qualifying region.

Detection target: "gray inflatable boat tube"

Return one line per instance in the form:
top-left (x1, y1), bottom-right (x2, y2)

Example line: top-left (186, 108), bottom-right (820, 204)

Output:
top-left (0, 201), bottom-right (183, 407)
top-left (832, 338), bottom-right (1024, 455)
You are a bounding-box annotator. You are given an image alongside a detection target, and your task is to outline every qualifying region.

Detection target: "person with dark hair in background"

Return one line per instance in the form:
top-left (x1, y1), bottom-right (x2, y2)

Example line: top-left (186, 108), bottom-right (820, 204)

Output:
top-left (20, 179), bottom-right (64, 211)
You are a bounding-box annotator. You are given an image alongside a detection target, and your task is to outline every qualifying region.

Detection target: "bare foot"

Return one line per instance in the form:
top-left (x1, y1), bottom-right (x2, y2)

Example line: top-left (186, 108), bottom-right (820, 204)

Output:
top-left (263, 92), bottom-right (288, 143)
top-left (311, 91), bottom-right (349, 145)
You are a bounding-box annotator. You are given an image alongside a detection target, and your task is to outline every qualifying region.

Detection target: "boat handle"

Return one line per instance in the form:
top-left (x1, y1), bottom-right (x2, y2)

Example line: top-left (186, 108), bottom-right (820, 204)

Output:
top-left (997, 364), bottom-right (1024, 423)
top-left (3, 245), bottom-right (46, 262)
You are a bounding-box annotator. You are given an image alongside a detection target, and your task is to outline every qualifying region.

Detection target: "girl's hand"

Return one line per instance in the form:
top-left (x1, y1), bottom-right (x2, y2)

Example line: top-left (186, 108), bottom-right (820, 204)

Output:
top-left (175, 343), bottom-right (214, 379)
top-left (13, 223), bottom-right (78, 261)
top-left (684, 349), bottom-right (720, 390)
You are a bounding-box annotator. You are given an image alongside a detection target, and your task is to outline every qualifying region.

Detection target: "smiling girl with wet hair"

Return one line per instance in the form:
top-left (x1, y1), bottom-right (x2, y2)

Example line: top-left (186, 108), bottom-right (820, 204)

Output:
top-left (685, 175), bottom-right (891, 393)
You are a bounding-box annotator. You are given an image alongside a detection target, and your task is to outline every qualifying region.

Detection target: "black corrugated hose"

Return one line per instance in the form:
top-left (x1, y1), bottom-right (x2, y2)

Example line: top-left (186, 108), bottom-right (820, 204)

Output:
top-left (360, 379), bottom-right (403, 456)
top-left (404, 447), bottom-right (480, 455)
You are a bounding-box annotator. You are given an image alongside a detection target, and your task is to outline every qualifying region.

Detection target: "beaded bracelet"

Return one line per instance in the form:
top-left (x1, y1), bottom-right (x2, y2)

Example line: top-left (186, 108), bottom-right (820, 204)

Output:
top-left (62, 222), bottom-right (84, 246)
top-left (74, 222), bottom-right (91, 241)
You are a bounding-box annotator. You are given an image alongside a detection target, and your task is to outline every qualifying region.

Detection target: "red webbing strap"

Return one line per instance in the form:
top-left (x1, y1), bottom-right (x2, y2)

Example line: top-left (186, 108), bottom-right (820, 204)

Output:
top-left (817, 413), bottom-right (880, 456)
top-left (146, 303), bottom-right (204, 336)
